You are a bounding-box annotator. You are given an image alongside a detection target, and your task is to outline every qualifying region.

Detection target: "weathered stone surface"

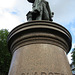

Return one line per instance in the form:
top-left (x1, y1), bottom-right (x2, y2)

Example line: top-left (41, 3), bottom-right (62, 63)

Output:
top-left (7, 20), bottom-right (72, 75)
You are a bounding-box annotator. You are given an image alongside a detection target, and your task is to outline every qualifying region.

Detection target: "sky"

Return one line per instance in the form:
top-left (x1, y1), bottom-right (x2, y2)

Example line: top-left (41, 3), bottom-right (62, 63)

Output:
top-left (0, 0), bottom-right (75, 64)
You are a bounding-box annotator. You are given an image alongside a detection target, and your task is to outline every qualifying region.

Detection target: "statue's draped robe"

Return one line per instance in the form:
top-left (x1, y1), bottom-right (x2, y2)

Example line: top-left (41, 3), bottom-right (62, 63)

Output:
top-left (32, 0), bottom-right (52, 20)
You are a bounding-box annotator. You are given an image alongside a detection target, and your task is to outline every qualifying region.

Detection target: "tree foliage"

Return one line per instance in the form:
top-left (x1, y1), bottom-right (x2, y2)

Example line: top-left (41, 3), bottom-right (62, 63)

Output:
top-left (71, 48), bottom-right (75, 65)
top-left (0, 29), bottom-right (11, 75)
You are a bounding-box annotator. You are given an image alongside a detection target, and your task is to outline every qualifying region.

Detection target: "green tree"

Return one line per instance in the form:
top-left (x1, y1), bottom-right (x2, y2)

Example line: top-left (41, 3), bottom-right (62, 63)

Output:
top-left (71, 48), bottom-right (75, 65)
top-left (0, 29), bottom-right (11, 75)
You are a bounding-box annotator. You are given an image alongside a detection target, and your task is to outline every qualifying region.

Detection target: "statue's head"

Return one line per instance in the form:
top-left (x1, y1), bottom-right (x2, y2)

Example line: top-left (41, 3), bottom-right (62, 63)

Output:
top-left (27, 0), bottom-right (35, 3)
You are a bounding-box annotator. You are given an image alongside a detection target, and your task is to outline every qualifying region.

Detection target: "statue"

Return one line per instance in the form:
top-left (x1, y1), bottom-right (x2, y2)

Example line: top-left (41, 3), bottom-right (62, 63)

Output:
top-left (26, 0), bottom-right (54, 21)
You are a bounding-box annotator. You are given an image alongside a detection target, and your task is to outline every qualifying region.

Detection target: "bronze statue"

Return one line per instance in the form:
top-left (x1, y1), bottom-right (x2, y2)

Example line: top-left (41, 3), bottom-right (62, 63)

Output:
top-left (26, 0), bottom-right (54, 21)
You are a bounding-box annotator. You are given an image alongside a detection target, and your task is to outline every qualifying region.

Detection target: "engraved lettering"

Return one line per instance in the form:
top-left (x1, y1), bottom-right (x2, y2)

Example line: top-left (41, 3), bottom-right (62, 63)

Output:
top-left (34, 72), bottom-right (38, 75)
top-left (21, 72), bottom-right (67, 75)
top-left (21, 73), bottom-right (25, 75)
top-left (54, 73), bottom-right (60, 75)
top-left (48, 72), bottom-right (53, 75)
top-left (27, 73), bottom-right (29, 75)
top-left (41, 72), bottom-right (47, 75)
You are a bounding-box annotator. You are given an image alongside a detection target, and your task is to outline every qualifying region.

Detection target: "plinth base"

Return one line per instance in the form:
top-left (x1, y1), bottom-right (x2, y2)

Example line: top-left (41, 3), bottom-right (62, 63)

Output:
top-left (7, 21), bottom-right (72, 75)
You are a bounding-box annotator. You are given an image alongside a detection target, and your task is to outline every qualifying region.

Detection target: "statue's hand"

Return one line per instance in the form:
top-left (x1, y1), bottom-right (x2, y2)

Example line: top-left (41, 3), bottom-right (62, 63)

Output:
top-left (31, 10), bottom-right (40, 20)
top-left (32, 10), bottom-right (40, 16)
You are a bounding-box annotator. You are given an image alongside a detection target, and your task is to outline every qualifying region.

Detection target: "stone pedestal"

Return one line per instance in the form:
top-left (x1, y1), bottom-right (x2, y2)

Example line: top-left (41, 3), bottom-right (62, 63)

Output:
top-left (7, 21), bottom-right (72, 75)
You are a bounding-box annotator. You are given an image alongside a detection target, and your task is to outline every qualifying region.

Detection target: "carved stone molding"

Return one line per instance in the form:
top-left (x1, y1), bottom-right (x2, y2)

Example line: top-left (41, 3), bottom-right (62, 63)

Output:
top-left (7, 20), bottom-right (72, 54)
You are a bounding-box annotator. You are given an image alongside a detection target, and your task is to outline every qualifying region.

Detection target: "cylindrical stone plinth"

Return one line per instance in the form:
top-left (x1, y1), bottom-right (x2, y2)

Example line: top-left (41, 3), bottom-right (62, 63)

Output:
top-left (7, 21), bottom-right (72, 75)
